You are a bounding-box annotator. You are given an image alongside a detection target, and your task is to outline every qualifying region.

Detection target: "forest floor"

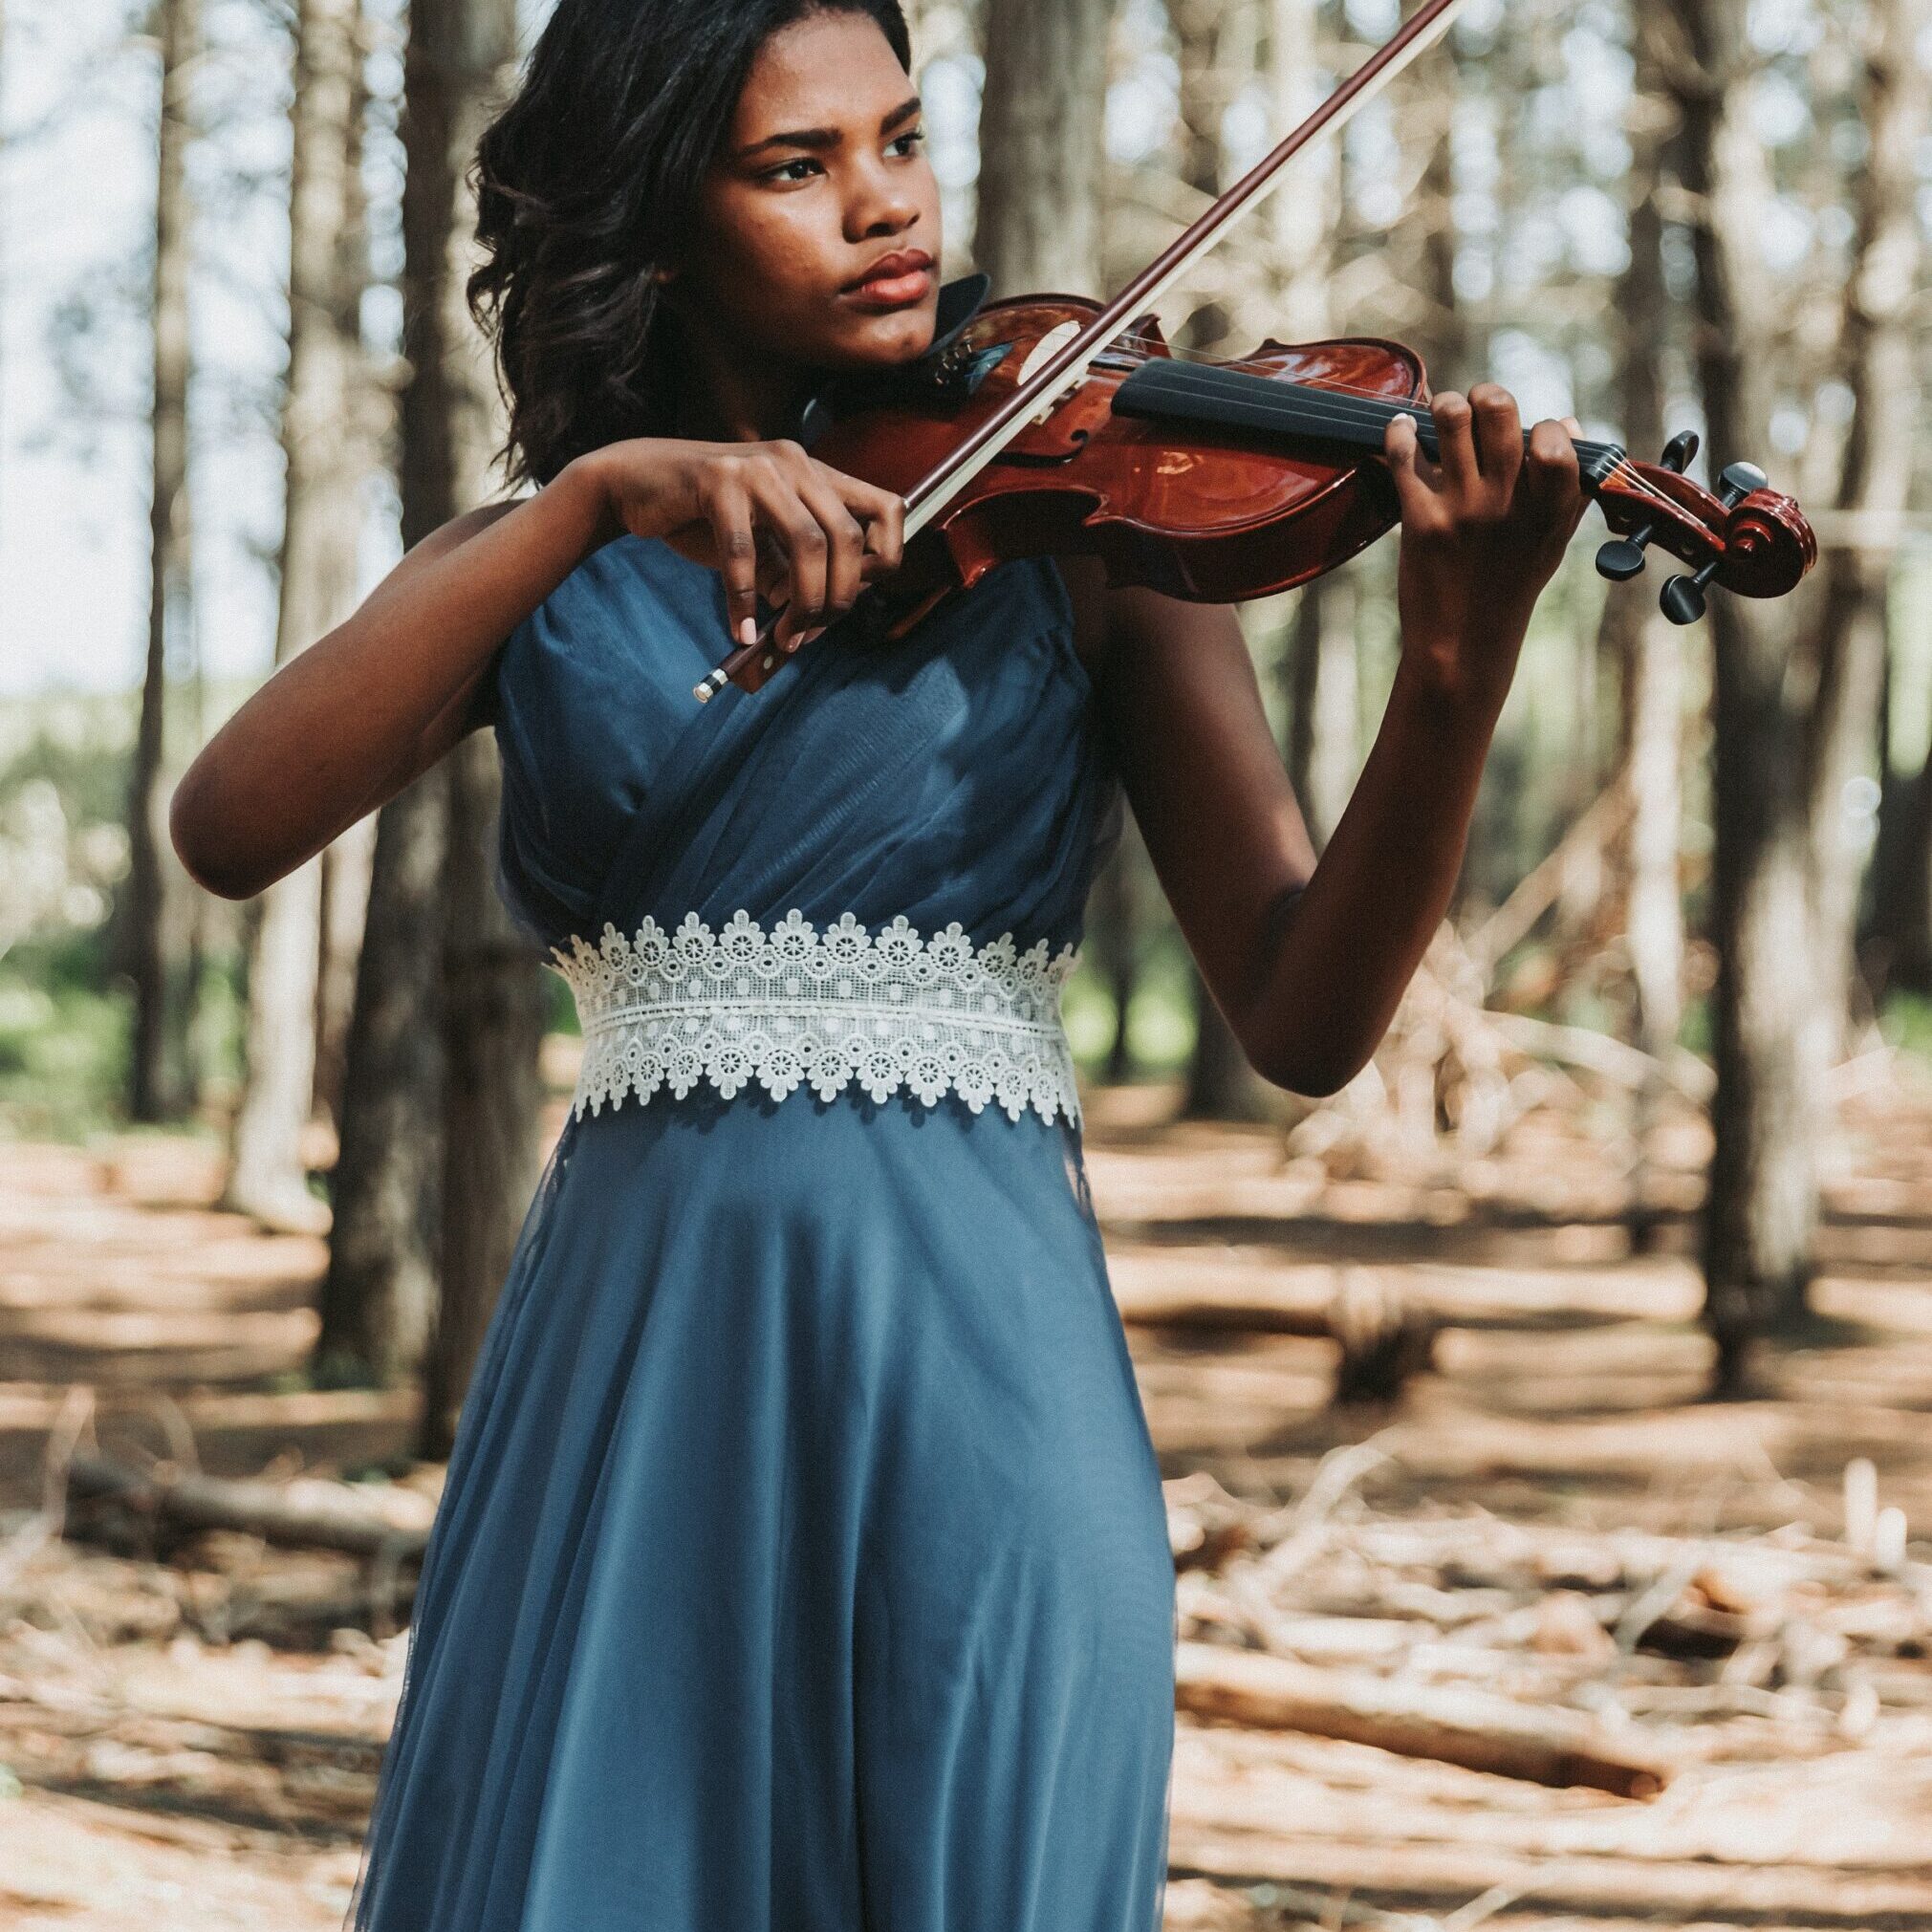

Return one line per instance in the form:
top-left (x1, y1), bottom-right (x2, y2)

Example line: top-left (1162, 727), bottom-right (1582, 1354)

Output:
top-left (1, 1061), bottom-right (1930, 1929)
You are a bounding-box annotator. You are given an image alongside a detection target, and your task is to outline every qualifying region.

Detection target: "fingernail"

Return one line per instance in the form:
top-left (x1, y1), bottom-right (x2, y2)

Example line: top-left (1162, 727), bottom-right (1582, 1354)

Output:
top-left (738, 617), bottom-right (758, 648)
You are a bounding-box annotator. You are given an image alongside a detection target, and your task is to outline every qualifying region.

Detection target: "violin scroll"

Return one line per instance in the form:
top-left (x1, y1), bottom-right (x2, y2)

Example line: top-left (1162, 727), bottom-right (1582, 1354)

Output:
top-left (1592, 429), bottom-right (1817, 627)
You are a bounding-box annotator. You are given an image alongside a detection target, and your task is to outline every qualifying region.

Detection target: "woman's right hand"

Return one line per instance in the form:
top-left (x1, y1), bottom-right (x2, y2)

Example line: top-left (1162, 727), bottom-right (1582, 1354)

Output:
top-left (580, 437), bottom-right (907, 653)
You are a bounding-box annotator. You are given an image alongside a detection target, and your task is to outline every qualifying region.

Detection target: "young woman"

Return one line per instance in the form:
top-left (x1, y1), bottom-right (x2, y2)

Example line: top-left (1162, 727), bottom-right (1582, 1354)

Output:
top-left (172, 3), bottom-right (1587, 1927)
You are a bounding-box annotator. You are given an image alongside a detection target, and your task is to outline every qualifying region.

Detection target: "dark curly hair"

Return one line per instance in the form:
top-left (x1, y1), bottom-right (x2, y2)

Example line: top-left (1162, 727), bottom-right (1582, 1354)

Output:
top-left (467, 0), bottom-right (913, 490)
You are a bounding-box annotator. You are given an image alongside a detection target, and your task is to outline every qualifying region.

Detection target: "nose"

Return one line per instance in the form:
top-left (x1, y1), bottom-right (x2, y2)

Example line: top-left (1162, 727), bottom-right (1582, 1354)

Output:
top-left (844, 152), bottom-right (923, 242)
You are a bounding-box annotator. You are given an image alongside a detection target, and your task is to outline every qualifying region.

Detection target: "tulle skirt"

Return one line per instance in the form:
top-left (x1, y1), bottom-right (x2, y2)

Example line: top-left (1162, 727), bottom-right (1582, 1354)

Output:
top-left (345, 1082), bottom-right (1177, 1931)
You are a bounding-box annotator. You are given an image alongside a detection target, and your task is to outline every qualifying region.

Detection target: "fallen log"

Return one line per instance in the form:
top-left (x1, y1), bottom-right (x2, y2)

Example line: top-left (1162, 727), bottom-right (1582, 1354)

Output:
top-left (64, 1453), bottom-right (432, 1560)
top-left (1173, 1639), bottom-right (1670, 1798)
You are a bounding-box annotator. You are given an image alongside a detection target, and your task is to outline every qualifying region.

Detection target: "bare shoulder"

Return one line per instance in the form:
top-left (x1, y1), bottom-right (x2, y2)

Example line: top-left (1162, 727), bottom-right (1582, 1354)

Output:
top-left (396, 495), bottom-right (530, 576)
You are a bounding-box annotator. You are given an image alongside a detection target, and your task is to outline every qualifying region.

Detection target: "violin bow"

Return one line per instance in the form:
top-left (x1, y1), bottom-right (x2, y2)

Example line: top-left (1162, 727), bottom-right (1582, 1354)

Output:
top-left (696, 0), bottom-right (1472, 702)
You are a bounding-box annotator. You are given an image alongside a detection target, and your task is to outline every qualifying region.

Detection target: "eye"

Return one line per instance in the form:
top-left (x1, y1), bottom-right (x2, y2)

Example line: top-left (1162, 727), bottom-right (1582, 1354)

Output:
top-left (890, 127), bottom-right (926, 157)
top-left (763, 156), bottom-right (824, 183)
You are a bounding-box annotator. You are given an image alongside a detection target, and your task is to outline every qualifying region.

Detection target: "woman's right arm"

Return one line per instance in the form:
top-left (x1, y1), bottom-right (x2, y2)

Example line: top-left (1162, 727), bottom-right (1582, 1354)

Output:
top-left (170, 455), bottom-right (615, 901)
top-left (170, 437), bottom-right (903, 901)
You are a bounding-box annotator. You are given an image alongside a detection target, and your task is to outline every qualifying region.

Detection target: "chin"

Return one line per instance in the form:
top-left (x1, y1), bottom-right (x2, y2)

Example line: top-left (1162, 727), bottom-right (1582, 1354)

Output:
top-left (831, 302), bottom-right (939, 367)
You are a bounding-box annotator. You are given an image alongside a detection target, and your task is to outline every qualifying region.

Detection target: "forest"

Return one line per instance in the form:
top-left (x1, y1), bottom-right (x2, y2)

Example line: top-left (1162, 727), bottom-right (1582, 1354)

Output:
top-left (2, 0), bottom-right (1931, 1924)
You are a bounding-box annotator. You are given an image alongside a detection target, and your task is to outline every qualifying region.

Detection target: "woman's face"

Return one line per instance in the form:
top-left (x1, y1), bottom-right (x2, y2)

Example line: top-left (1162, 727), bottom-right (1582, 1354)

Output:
top-left (677, 11), bottom-right (943, 375)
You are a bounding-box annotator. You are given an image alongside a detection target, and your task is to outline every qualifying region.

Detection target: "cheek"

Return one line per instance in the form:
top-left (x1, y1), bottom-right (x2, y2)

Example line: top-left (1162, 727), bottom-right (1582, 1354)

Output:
top-left (691, 192), bottom-right (833, 323)
top-left (710, 187), bottom-right (831, 282)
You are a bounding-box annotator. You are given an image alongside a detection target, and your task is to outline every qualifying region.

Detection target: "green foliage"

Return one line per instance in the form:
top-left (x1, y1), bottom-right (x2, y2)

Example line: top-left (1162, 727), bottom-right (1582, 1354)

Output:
top-left (1881, 990), bottom-right (1932, 1063)
top-left (1679, 992), bottom-right (1713, 1061)
top-left (1065, 926), bottom-right (1198, 1081)
top-left (0, 937), bottom-right (129, 1143)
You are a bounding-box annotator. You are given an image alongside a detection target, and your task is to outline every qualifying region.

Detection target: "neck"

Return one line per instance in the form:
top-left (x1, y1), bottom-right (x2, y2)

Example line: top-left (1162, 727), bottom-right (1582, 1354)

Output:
top-left (663, 308), bottom-right (814, 444)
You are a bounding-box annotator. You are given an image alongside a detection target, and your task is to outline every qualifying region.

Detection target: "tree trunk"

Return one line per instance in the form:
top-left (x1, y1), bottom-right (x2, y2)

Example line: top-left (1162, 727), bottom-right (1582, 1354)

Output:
top-left (417, 0), bottom-right (537, 1465)
top-left (1874, 729), bottom-right (1932, 989)
top-left (127, 0), bottom-right (200, 1124)
top-left (974, 0), bottom-right (1118, 295)
top-left (315, 816), bottom-right (376, 1124)
top-left (1089, 814), bottom-right (1144, 1086)
top-left (316, 0), bottom-right (538, 1440)
top-left (1603, 4), bottom-right (1682, 1249)
top-left (1171, 0), bottom-right (1275, 1121)
top-left (1799, 0), bottom-right (1926, 1042)
top-left (1172, 0), bottom-right (1256, 348)
top-left (1273, 1), bottom-right (1356, 852)
top-left (1675, 0), bottom-right (1924, 1385)
top-left (1285, 573), bottom-right (1357, 850)
top-left (1268, 0), bottom-right (1336, 345)
top-left (315, 780), bottom-right (449, 1388)
top-left (1394, 26), bottom-right (1466, 397)
top-left (1673, 0), bottom-right (1817, 1383)
top-left (314, 36), bottom-right (379, 1137)
top-left (228, 0), bottom-right (370, 1231)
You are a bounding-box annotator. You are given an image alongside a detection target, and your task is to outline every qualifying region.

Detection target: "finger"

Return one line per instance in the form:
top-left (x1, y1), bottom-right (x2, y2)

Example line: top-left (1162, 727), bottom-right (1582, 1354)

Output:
top-left (753, 527), bottom-right (792, 608)
top-left (1555, 419), bottom-right (1589, 529)
top-left (706, 478), bottom-right (761, 647)
top-left (1467, 382), bottom-right (1523, 499)
top-left (1521, 417), bottom-right (1584, 528)
top-left (1558, 419), bottom-right (1589, 530)
top-left (792, 473), bottom-right (869, 624)
top-left (1430, 391), bottom-right (1478, 500)
top-left (1383, 412), bottom-right (1437, 527)
top-left (750, 475), bottom-right (832, 646)
top-left (842, 476), bottom-right (907, 577)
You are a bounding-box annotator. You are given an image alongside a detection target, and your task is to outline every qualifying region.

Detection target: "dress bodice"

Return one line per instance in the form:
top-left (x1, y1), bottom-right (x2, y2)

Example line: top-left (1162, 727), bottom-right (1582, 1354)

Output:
top-left (471, 536), bottom-right (1123, 1124)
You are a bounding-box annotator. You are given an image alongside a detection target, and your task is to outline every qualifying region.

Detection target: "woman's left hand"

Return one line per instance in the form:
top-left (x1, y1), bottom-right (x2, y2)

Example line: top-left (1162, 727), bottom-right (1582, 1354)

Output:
top-left (1383, 382), bottom-right (1589, 718)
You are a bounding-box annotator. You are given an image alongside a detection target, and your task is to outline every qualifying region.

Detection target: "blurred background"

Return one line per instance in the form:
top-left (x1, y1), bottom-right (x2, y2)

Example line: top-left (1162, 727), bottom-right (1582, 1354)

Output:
top-left (3, 0), bottom-right (1932, 1925)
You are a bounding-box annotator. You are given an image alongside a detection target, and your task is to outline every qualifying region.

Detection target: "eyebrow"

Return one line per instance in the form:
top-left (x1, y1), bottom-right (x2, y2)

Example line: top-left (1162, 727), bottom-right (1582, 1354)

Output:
top-left (733, 95), bottom-right (923, 162)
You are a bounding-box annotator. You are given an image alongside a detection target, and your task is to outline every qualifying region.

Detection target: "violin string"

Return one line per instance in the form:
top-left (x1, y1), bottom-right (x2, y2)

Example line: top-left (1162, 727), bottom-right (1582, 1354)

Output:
top-left (1076, 325), bottom-right (1696, 524)
top-left (1102, 355), bottom-right (1694, 526)
top-left (1096, 347), bottom-right (1700, 529)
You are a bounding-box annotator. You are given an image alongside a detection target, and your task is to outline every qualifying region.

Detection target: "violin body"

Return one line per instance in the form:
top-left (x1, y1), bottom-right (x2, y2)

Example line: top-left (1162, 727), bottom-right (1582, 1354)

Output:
top-left (779, 292), bottom-right (1816, 694)
top-left (807, 294), bottom-right (1428, 609)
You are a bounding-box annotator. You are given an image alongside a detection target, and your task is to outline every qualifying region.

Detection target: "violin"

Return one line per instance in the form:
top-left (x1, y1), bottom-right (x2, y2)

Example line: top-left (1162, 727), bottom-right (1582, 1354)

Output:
top-left (693, 0), bottom-right (1816, 704)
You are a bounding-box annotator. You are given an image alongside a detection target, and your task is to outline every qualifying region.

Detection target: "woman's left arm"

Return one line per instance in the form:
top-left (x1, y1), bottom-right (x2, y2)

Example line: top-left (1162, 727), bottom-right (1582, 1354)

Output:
top-left (1076, 382), bottom-right (1587, 1096)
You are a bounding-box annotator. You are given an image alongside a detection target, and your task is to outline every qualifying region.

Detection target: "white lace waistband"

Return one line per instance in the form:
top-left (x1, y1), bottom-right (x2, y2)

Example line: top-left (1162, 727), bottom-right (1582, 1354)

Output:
top-left (547, 909), bottom-right (1084, 1127)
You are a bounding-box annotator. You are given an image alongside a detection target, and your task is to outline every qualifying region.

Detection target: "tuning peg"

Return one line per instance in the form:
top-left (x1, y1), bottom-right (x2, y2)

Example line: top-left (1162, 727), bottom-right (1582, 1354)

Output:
top-left (1659, 461), bottom-right (1772, 624)
top-left (1717, 461), bottom-right (1768, 501)
top-left (1660, 560), bottom-right (1718, 625)
top-left (1596, 431), bottom-right (1707, 582)
top-left (1596, 535), bottom-right (1650, 581)
top-left (1661, 430), bottom-right (1699, 474)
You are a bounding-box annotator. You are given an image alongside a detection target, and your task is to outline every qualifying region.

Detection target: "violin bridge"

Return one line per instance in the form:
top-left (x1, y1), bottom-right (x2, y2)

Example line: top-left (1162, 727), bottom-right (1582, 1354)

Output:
top-left (1016, 320), bottom-right (1084, 394)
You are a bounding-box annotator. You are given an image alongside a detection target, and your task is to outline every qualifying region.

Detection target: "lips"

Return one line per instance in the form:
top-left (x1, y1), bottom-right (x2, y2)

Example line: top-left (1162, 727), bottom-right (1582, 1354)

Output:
top-left (845, 249), bottom-right (935, 305)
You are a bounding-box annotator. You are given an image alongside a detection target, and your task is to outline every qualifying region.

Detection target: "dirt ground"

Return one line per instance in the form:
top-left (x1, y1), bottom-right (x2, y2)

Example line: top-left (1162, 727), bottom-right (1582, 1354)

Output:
top-left (2, 1063), bottom-right (1930, 1929)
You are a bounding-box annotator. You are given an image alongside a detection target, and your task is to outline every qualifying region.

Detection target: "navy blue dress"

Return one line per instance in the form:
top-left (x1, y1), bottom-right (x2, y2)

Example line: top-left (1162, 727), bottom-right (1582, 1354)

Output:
top-left (344, 536), bottom-right (1177, 1931)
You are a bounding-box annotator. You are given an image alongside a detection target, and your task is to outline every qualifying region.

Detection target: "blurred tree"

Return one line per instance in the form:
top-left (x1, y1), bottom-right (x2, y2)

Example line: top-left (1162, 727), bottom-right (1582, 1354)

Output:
top-left (1275, 1), bottom-right (1358, 857)
top-left (1171, 0), bottom-right (1275, 1120)
top-left (316, 26), bottom-right (380, 1139)
top-left (1603, 0), bottom-right (1683, 1249)
top-left (975, 0), bottom-right (1155, 1086)
top-left (317, 0), bottom-right (544, 1465)
top-left (1873, 671), bottom-right (1932, 991)
top-left (1803, 0), bottom-right (1926, 1042)
top-left (125, 0), bottom-right (201, 1122)
top-left (1674, 0), bottom-right (1926, 1387)
top-left (226, 0), bottom-right (373, 1231)
top-left (974, 0), bottom-right (1118, 294)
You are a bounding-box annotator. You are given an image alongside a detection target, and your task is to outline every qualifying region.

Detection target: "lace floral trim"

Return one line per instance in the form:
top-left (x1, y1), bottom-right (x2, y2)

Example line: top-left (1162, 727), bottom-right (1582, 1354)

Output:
top-left (548, 909), bottom-right (1083, 1126)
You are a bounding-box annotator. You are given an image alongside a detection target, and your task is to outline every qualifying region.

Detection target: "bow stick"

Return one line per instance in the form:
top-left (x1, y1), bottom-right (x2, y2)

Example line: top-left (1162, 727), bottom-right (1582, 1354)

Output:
top-left (695, 0), bottom-right (1472, 703)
